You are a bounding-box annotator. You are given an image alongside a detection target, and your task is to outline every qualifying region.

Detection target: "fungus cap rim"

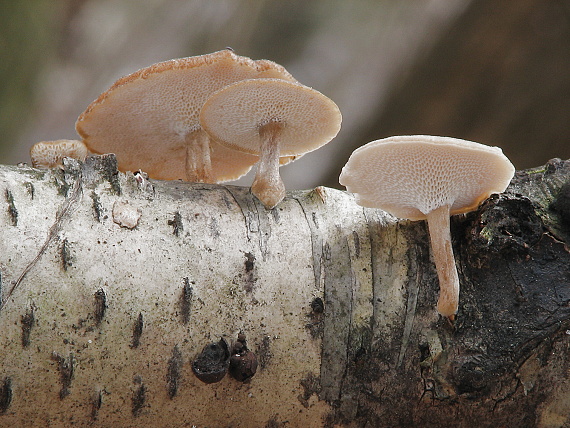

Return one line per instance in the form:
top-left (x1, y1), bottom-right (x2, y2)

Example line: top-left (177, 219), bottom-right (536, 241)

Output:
top-left (199, 78), bottom-right (342, 157)
top-left (339, 135), bottom-right (515, 220)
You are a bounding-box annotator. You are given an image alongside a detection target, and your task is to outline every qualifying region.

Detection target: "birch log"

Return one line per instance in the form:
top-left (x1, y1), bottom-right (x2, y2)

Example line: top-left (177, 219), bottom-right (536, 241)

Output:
top-left (0, 155), bottom-right (569, 427)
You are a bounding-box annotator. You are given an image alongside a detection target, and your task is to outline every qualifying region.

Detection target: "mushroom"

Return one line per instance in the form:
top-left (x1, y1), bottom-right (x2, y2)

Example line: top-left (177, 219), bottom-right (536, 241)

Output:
top-left (75, 49), bottom-right (298, 183)
top-left (339, 135), bottom-right (515, 317)
top-left (29, 139), bottom-right (89, 169)
top-left (200, 78), bottom-right (342, 208)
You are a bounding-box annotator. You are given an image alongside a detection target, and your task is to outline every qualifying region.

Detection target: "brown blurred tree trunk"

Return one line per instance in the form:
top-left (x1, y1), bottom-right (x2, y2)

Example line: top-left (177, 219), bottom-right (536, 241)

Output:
top-left (326, 0), bottom-right (570, 188)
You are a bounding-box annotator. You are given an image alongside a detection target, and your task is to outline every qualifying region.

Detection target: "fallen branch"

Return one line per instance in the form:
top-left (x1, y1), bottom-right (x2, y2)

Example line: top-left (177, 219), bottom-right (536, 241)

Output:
top-left (0, 155), bottom-right (569, 427)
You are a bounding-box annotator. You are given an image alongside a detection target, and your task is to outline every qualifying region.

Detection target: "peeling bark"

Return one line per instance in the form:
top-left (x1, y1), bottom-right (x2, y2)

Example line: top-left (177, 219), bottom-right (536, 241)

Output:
top-left (0, 155), bottom-right (569, 427)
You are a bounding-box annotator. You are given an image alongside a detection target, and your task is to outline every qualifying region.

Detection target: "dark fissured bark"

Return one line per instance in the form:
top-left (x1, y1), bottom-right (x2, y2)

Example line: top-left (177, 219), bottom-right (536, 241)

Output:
top-left (325, 159), bottom-right (570, 427)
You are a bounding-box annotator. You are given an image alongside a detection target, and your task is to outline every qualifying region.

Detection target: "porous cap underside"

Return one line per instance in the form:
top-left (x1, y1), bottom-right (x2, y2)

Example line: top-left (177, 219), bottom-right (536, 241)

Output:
top-left (30, 139), bottom-right (89, 168)
top-left (339, 135), bottom-right (515, 220)
top-left (200, 78), bottom-right (342, 156)
top-left (75, 49), bottom-right (297, 181)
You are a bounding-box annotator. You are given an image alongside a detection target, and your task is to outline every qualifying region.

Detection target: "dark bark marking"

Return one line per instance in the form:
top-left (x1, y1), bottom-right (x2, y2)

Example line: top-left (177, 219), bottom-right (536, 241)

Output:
top-left (93, 288), bottom-right (107, 326)
top-left (131, 377), bottom-right (146, 417)
top-left (0, 377), bottom-right (12, 414)
top-left (5, 189), bottom-right (17, 226)
top-left (90, 192), bottom-right (102, 222)
top-left (166, 345), bottom-right (183, 399)
top-left (131, 313), bottom-right (143, 348)
top-left (51, 352), bottom-right (75, 399)
top-left (311, 297), bottom-right (324, 313)
top-left (243, 252), bottom-right (256, 292)
top-left (319, 233), bottom-right (353, 403)
top-left (60, 238), bottom-right (72, 271)
top-left (24, 182), bottom-right (34, 199)
top-left (84, 154), bottom-right (121, 195)
top-left (256, 335), bottom-right (272, 369)
top-left (168, 211), bottom-right (183, 237)
top-left (352, 231), bottom-right (361, 258)
top-left (52, 167), bottom-right (71, 197)
top-left (298, 372), bottom-right (321, 408)
top-left (306, 297), bottom-right (325, 339)
top-left (21, 306), bottom-right (35, 347)
top-left (180, 278), bottom-right (193, 325)
top-left (245, 252), bottom-right (255, 273)
top-left (91, 389), bottom-right (102, 420)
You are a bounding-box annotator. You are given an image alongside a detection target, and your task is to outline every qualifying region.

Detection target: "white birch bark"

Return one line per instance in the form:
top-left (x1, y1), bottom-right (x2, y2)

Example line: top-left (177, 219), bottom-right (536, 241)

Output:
top-left (0, 155), bottom-right (569, 427)
top-left (0, 155), bottom-right (388, 427)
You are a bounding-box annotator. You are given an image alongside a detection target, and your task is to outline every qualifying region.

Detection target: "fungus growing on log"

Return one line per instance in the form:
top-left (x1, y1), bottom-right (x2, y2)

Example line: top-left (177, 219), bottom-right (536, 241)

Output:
top-left (200, 78), bottom-right (341, 208)
top-left (339, 135), bottom-right (515, 317)
top-left (75, 50), bottom-right (298, 183)
top-left (29, 140), bottom-right (89, 169)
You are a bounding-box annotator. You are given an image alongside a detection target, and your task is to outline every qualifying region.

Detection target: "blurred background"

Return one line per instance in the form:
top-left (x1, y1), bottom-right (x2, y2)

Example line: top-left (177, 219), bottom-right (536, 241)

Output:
top-left (1, 0), bottom-right (569, 189)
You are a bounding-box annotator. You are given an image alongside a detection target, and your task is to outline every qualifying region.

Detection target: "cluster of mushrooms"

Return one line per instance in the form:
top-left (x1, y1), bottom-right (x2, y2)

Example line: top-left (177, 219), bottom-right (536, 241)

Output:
top-left (30, 51), bottom-right (515, 318)
top-left (30, 49), bottom-right (342, 209)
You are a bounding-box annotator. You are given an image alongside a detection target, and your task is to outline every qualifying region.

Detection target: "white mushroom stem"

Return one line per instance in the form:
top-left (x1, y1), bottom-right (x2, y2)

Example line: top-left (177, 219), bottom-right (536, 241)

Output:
top-left (426, 204), bottom-right (460, 317)
top-left (185, 129), bottom-right (214, 183)
top-left (251, 121), bottom-right (286, 209)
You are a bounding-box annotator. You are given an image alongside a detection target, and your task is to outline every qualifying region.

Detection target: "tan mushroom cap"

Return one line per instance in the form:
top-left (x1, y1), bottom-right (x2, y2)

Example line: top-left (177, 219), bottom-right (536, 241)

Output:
top-left (200, 78), bottom-right (341, 208)
top-left (30, 139), bottom-right (89, 169)
top-left (200, 78), bottom-right (342, 157)
top-left (339, 135), bottom-right (515, 221)
top-left (75, 49), bottom-right (298, 182)
top-left (340, 135), bottom-right (515, 318)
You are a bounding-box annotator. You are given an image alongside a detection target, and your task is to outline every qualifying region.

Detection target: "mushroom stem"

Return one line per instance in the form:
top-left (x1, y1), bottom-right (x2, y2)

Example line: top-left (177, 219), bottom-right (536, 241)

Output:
top-left (251, 121), bottom-right (286, 208)
top-left (185, 129), bottom-right (214, 183)
top-left (426, 204), bottom-right (460, 317)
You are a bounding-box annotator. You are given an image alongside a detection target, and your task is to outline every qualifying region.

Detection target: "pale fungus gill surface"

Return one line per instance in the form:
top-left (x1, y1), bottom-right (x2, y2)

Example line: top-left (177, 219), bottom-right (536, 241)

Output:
top-left (200, 78), bottom-right (342, 208)
top-left (29, 139), bottom-right (89, 169)
top-left (340, 135), bottom-right (515, 317)
top-left (75, 49), bottom-right (299, 183)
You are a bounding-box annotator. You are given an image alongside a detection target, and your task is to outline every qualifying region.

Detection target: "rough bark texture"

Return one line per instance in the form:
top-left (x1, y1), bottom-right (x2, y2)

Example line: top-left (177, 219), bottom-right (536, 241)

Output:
top-left (0, 156), bottom-right (569, 427)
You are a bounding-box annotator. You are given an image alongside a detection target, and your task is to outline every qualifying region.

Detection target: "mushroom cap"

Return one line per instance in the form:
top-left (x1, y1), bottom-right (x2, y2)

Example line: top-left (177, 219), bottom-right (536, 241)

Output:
top-left (75, 49), bottom-right (297, 181)
top-left (339, 135), bottom-right (515, 221)
top-left (199, 78), bottom-right (342, 157)
top-left (30, 139), bottom-right (89, 168)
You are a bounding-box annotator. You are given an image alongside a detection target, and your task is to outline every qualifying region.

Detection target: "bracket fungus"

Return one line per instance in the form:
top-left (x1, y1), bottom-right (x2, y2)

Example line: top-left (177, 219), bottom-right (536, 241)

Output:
top-left (75, 49), bottom-right (298, 183)
top-left (200, 78), bottom-right (342, 208)
top-left (29, 139), bottom-right (89, 169)
top-left (339, 135), bottom-right (515, 317)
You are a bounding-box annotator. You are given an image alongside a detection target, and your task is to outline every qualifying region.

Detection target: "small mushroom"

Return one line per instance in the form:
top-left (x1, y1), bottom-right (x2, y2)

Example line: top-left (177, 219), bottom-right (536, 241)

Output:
top-left (200, 78), bottom-right (341, 208)
top-left (75, 49), bottom-right (298, 183)
top-left (30, 139), bottom-right (89, 169)
top-left (339, 135), bottom-right (515, 317)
